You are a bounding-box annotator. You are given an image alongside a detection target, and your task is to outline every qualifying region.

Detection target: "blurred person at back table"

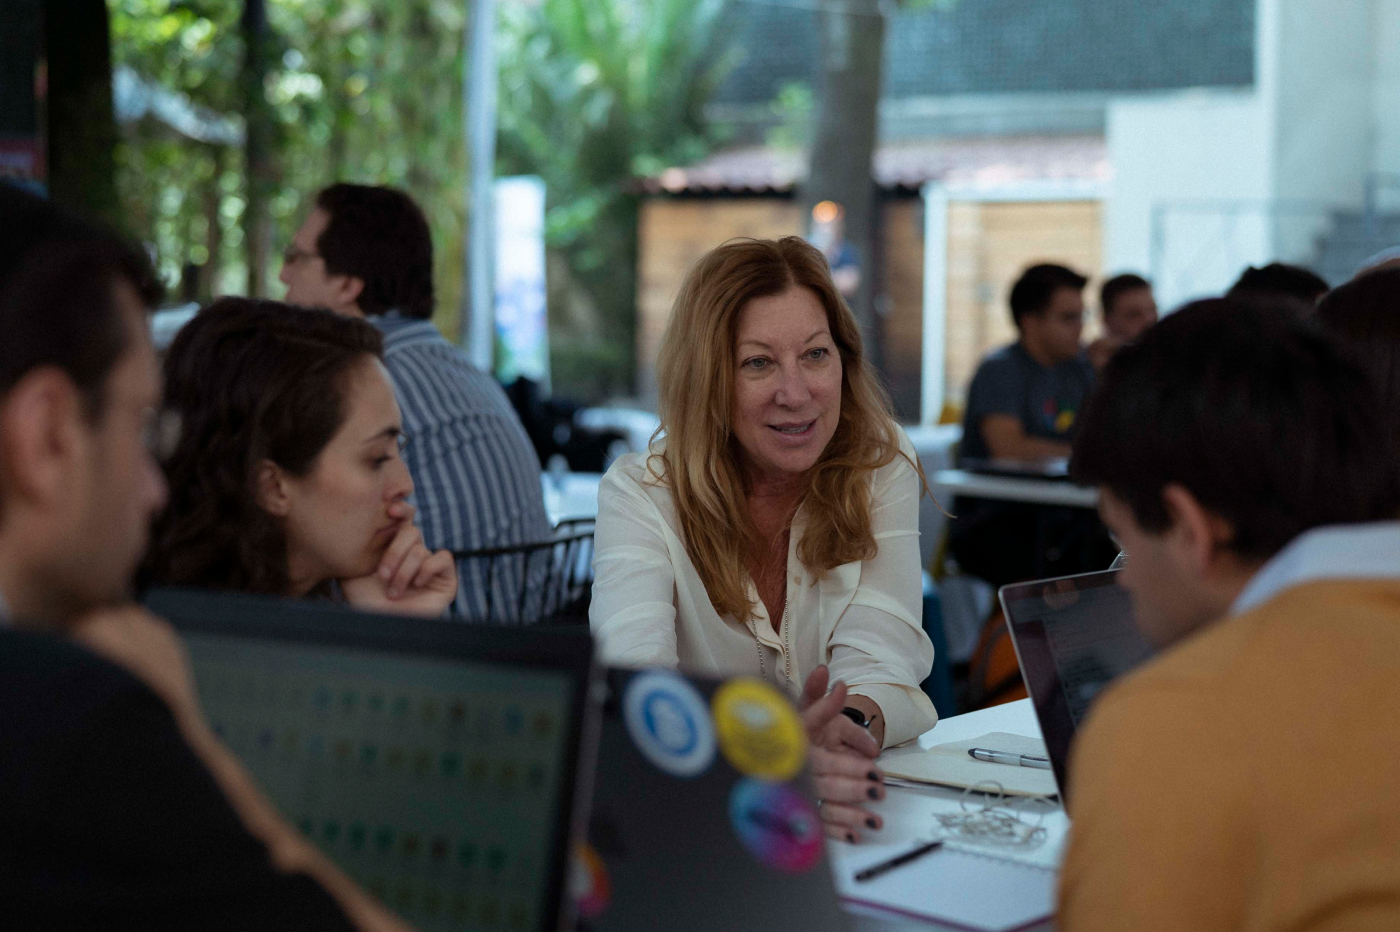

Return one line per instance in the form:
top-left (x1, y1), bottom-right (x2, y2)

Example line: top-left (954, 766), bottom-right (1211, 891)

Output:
top-left (1316, 267), bottom-right (1400, 431)
top-left (808, 200), bottom-right (860, 301)
top-left (141, 298), bottom-right (457, 617)
top-left (1087, 273), bottom-right (1157, 371)
top-left (590, 236), bottom-right (938, 843)
top-left (0, 184), bottom-right (411, 931)
top-left (279, 183), bottom-right (549, 621)
top-left (1227, 262), bottom-right (1329, 311)
top-left (949, 263), bottom-right (1116, 588)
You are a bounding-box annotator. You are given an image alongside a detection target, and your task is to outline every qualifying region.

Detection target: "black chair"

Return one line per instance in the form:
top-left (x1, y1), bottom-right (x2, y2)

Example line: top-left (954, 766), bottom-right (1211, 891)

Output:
top-left (449, 521), bottom-right (595, 625)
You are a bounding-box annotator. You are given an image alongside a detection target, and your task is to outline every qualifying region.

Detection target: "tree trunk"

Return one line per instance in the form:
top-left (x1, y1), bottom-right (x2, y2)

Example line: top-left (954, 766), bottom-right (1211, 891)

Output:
top-left (44, 0), bottom-right (120, 226)
top-left (802, 0), bottom-right (885, 372)
top-left (240, 0), bottom-right (274, 296)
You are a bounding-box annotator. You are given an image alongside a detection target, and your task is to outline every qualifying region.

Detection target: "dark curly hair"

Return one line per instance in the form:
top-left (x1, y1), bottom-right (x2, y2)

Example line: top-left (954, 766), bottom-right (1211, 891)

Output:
top-left (315, 183), bottom-right (435, 319)
top-left (140, 298), bottom-right (384, 595)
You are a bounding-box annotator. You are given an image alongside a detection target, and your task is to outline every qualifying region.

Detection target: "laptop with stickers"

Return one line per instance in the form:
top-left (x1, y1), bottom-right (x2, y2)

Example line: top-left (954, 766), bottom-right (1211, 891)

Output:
top-left (145, 588), bottom-right (598, 932)
top-left (577, 667), bottom-right (852, 932)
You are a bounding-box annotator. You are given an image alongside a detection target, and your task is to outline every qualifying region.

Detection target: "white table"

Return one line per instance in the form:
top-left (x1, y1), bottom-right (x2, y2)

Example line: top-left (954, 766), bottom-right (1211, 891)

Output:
top-left (836, 700), bottom-right (1065, 931)
top-left (931, 469), bottom-right (1098, 510)
top-left (540, 472), bottom-right (602, 525)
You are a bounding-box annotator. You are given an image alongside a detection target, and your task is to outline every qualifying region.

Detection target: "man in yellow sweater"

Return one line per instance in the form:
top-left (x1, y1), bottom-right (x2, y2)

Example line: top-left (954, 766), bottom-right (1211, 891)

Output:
top-left (1060, 296), bottom-right (1400, 931)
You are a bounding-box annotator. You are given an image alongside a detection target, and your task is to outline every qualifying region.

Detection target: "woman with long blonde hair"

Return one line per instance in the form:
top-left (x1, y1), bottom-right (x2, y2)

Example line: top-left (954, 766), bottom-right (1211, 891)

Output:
top-left (590, 236), bottom-right (936, 841)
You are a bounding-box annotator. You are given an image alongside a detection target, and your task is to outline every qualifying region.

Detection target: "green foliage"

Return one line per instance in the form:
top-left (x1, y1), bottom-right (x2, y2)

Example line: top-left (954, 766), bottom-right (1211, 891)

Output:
top-left (765, 81), bottom-right (815, 151)
top-left (110, 0), bottom-right (735, 394)
top-left (111, 0), bottom-right (467, 333)
top-left (496, 0), bottom-right (735, 401)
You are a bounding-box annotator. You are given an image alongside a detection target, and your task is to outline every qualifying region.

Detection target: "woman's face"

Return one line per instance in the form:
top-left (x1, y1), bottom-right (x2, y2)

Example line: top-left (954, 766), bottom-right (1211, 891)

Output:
top-left (277, 358), bottom-right (414, 590)
top-left (731, 285), bottom-right (843, 486)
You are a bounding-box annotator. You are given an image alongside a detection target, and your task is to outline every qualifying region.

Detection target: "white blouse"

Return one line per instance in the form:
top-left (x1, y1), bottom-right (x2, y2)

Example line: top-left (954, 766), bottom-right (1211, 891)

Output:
top-left (589, 431), bottom-right (938, 747)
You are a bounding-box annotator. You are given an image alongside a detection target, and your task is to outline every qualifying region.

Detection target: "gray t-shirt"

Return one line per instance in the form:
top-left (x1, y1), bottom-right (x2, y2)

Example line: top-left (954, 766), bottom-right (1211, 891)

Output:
top-left (959, 342), bottom-right (1095, 463)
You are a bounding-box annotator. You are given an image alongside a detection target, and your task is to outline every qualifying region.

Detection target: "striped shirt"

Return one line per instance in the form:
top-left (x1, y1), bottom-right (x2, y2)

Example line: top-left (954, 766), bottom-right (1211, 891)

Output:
top-left (370, 312), bottom-right (553, 622)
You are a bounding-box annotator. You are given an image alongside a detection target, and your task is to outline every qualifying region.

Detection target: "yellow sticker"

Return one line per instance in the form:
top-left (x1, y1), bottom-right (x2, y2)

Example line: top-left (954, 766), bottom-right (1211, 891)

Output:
top-left (1055, 409), bottom-right (1076, 433)
top-left (711, 678), bottom-right (807, 781)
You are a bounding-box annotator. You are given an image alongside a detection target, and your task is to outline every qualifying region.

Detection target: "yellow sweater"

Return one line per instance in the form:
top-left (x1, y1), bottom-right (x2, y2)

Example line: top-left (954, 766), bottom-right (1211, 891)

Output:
top-left (1059, 579), bottom-right (1400, 932)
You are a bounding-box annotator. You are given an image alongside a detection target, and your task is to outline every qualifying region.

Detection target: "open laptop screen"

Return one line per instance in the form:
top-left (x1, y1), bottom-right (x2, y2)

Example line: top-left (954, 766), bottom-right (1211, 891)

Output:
top-left (146, 588), bottom-right (595, 932)
top-left (999, 570), bottom-right (1154, 801)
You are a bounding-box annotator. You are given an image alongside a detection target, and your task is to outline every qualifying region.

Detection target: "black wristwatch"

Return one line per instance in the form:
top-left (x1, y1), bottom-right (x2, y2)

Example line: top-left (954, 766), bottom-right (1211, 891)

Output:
top-left (840, 706), bottom-right (871, 729)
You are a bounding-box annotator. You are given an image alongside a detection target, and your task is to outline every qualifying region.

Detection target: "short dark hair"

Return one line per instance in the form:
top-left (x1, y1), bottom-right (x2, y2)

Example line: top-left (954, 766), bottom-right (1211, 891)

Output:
top-left (314, 183), bottom-right (435, 319)
top-left (1071, 297), bottom-right (1400, 561)
top-left (141, 298), bottom-right (384, 595)
top-left (1099, 273), bottom-right (1151, 318)
top-left (1009, 264), bottom-right (1088, 327)
top-left (1316, 267), bottom-right (1400, 427)
top-left (0, 184), bottom-right (163, 420)
top-left (1227, 263), bottom-right (1329, 308)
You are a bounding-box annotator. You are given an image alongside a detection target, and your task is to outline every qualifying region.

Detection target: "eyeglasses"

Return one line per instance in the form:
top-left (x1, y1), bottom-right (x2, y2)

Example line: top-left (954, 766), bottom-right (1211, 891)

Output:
top-left (282, 245), bottom-right (322, 266)
top-left (142, 407), bottom-right (183, 461)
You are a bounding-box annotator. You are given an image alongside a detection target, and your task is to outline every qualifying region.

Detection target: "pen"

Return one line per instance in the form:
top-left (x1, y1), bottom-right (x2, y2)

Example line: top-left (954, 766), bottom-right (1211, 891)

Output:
top-left (854, 840), bottom-right (944, 882)
top-left (968, 747), bottom-right (1052, 770)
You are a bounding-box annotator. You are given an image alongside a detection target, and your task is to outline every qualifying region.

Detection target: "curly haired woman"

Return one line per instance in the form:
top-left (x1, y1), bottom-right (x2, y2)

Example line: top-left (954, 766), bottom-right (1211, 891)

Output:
top-left (141, 298), bottom-right (456, 616)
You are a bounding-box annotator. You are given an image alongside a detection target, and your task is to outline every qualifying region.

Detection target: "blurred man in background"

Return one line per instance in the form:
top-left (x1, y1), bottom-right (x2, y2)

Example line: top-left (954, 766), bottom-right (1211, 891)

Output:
top-left (281, 184), bottom-right (550, 621)
top-left (1087, 273), bottom-right (1157, 370)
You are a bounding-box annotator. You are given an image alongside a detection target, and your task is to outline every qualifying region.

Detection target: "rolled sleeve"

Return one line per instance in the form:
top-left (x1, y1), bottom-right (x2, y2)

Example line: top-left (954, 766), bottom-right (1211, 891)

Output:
top-left (828, 439), bottom-right (938, 747)
top-left (589, 465), bottom-right (681, 669)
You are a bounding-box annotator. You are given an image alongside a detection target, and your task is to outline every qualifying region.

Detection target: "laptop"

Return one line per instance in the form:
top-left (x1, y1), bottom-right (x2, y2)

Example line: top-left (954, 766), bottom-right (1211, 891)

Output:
top-left (145, 588), bottom-right (599, 932)
top-left (579, 666), bottom-right (851, 932)
top-left (998, 569), bottom-right (1155, 803)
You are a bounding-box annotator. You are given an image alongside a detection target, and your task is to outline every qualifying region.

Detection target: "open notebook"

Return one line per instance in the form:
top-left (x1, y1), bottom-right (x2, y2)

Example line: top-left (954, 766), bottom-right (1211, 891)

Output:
top-left (835, 841), bottom-right (1055, 932)
top-left (878, 732), bottom-right (1058, 798)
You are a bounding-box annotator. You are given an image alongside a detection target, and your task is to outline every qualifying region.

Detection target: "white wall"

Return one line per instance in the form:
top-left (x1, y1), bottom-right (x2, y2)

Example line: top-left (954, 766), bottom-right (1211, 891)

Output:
top-left (1371, 0), bottom-right (1400, 181)
top-left (1269, 0), bottom-right (1372, 260)
top-left (1105, 91), bottom-right (1273, 309)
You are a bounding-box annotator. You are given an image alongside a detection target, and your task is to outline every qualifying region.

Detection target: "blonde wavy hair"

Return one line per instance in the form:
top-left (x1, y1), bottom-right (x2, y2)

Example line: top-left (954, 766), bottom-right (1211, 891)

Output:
top-left (652, 236), bottom-right (919, 624)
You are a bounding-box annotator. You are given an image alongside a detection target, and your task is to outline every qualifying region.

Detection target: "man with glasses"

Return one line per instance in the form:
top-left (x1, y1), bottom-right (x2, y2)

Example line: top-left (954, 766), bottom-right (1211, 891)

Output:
top-left (280, 184), bottom-right (551, 621)
top-left (0, 185), bottom-right (407, 931)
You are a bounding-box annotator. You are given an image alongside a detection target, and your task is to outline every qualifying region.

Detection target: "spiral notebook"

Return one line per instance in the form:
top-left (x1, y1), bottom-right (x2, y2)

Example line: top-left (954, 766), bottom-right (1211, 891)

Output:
top-left (835, 841), bottom-right (1055, 932)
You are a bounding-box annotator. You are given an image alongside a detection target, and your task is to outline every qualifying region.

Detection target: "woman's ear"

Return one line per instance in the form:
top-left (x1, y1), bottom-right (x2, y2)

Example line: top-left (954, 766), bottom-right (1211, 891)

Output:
top-left (255, 459), bottom-right (293, 517)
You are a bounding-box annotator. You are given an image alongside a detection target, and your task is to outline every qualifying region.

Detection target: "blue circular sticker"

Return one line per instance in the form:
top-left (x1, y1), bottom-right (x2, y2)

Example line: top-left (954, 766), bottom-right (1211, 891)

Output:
top-left (622, 671), bottom-right (716, 778)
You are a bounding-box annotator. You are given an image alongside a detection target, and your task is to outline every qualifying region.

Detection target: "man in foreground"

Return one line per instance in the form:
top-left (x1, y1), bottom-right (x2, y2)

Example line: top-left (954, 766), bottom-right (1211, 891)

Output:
top-left (280, 184), bottom-right (550, 621)
top-left (0, 185), bottom-right (408, 930)
top-left (1062, 296), bottom-right (1400, 930)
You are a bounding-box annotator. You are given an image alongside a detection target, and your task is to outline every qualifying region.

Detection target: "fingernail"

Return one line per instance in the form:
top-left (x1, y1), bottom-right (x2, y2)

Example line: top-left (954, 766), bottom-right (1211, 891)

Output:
top-left (846, 833), bottom-right (855, 843)
top-left (866, 818), bottom-right (878, 830)
top-left (867, 771), bottom-right (880, 781)
top-left (867, 786), bottom-right (880, 800)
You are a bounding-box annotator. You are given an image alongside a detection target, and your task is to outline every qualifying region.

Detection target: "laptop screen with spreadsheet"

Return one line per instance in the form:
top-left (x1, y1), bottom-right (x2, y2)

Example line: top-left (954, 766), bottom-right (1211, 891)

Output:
top-left (145, 588), bottom-right (596, 932)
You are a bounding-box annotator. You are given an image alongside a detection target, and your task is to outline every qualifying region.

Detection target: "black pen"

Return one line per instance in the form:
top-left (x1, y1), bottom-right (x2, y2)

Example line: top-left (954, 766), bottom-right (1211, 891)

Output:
top-left (853, 840), bottom-right (945, 882)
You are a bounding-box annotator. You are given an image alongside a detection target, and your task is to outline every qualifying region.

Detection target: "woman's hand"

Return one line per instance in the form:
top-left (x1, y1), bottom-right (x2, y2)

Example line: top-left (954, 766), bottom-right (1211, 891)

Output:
top-left (800, 666), bottom-right (886, 842)
top-left (341, 516), bottom-right (458, 617)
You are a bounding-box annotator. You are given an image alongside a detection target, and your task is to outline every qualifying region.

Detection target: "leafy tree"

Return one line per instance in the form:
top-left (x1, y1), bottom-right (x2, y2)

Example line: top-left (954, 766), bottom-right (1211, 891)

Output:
top-left (496, 0), bottom-right (734, 401)
top-left (111, 0), bottom-right (467, 328)
top-left (110, 0), bottom-right (735, 399)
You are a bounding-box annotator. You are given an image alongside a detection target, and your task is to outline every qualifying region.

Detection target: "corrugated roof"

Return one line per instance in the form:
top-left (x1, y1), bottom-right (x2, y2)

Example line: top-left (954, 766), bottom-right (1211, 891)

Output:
top-left (715, 0), bottom-right (1254, 106)
top-left (642, 134), bottom-right (1110, 195)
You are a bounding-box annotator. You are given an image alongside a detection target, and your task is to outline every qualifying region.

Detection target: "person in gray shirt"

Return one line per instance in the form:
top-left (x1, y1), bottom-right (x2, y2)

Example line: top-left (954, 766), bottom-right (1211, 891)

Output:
top-left (952, 265), bottom-right (1114, 589)
top-left (959, 264), bottom-right (1095, 464)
